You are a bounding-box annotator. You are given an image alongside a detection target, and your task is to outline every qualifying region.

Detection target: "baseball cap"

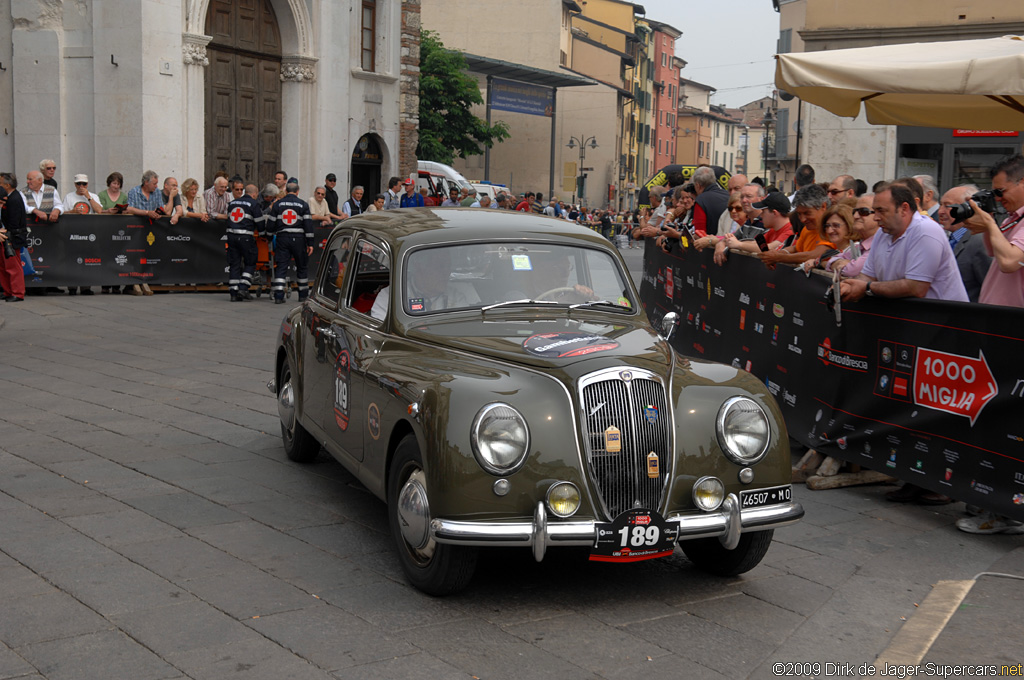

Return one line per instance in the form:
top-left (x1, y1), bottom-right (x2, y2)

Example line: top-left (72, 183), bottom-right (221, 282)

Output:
top-left (402, 178), bottom-right (414, 186)
top-left (752, 192), bottom-right (791, 214)
top-left (74, 173), bottom-right (89, 184)
top-left (325, 173), bottom-right (336, 181)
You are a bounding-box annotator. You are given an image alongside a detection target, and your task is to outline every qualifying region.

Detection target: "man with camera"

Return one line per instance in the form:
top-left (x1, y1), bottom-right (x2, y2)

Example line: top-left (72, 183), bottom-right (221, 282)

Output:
top-left (961, 154), bottom-right (1024, 309)
top-left (839, 183), bottom-right (967, 303)
top-left (935, 184), bottom-right (991, 303)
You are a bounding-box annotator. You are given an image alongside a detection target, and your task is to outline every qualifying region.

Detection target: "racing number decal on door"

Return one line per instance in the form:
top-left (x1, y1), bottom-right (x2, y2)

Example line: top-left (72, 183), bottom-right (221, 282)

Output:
top-left (334, 350), bottom-right (351, 431)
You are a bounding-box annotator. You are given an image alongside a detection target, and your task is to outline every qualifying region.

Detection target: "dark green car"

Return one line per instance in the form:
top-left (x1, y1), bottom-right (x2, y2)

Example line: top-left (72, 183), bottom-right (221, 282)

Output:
top-left (270, 208), bottom-right (803, 595)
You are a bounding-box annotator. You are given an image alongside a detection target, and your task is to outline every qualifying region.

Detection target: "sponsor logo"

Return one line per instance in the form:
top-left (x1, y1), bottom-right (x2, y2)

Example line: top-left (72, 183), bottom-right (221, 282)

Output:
top-left (112, 230), bottom-right (131, 241)
top-left (772, 303), bottom-right (784, 318)
top-left (772, 325), bottom-right (779, 341)
top-left (754, 322), bottom-right (764, 334)
top-left (166, 235), bottom-right (191, 242)
top-left (782, 389), bottom-right (796, 407)
top-left (818, 338), bottom-right (869, 371)
top-left (837, 436), bottom-right (847, 450)
top-left (739, 292), bottom-right (750, 305)
top-left (140, 258), bottom-right (160, 265)
top-left (81, 257), bottom-right (101, 265)
top-left (643, 405), bottom-right (658, 425)
top-left (893, 376), bottom-right (909, 397)
top-left (367, 402), bottom-right (382, 440)
top-left (882, 347), bottom-right (893, 364)
top-left (766, 379), bottom-right (781, 396)
top-left (792, 312), bottom-right (804, 327)
top-left (886, 450), bottom-right (897, 468)
top-left (69, 234), bottom-right (95, 241)
top-left (970, 480), bottom-right (994, 495)
top-left (523, 332), bottom-right (620, 358)
top-left (945, 468), bottom-right (953, 481)
top-left (171, 258), bottom-right (188, 263)
top-left (1014, 493), bottom-right (1024, 506)
top-left (115, 254), bottom-right (128, 266)
top-left (713, 285), bottom-right (725, 298)
top-left (334, 350), bottom-right (351, 431)
top-left (787, 335), bottom-right (802, 355)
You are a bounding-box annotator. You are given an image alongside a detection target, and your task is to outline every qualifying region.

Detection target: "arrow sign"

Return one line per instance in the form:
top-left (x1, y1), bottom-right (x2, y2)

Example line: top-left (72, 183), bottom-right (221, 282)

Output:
top-left (913, 348), bottom-right (998, 426)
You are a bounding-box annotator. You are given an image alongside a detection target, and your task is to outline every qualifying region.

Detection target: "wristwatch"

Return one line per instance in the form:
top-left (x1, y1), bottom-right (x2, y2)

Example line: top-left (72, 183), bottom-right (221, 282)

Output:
top-left (865, 281), bottom-right (875, 296)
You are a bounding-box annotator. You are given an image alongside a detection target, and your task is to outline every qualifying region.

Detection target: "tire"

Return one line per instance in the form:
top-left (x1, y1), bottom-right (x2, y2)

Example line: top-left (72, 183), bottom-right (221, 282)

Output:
top-left (278, 357), bottom-right (320, 463)
top-left (680, 529), bottom-right (774, 576)
top-left (388, 434), bottom-right (478, 595)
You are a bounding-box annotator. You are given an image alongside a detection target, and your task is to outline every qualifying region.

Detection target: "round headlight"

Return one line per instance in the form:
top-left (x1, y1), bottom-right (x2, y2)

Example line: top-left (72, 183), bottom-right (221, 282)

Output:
top-left (471, 403), bottom-right (530, 475)
top-left (692, 476), bottom-right (725, 511)
top-left (716, 396), bottom-right (770, 465)
top-left (546, 482), bottom-right (580, 518)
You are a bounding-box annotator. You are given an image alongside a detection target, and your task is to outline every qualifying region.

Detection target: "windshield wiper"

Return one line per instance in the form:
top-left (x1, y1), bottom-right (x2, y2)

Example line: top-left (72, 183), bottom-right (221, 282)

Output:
top-left (481, 299), bottom-right (561, 311)
top-left (568, 299), bottom-right (619, 310)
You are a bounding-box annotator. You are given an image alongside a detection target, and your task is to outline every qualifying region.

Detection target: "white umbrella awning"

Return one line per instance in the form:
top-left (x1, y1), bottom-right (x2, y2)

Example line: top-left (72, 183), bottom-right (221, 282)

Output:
top-left (775, 35), bottom-right (1024, 130)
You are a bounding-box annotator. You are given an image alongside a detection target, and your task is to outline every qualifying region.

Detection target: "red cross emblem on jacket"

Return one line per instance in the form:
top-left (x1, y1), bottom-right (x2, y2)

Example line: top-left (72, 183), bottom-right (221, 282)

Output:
top-left (230, 207), bottom-right (246, 223)
top-left (281, 209), bottom-right (299, 226)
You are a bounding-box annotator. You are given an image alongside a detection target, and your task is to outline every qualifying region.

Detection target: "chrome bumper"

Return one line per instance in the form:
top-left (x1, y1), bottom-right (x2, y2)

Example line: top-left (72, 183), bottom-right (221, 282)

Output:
top-left (430, 493), bottom-right (805, 561)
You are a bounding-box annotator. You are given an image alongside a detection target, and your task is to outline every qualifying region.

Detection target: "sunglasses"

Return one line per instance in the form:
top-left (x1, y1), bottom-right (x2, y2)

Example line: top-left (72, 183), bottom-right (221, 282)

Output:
top-left (854, 207), bottom-right (874, 216)
top-left (75, 182), bottom-right (88, 186)
top-left (45, 166), bottom-right (56, 171)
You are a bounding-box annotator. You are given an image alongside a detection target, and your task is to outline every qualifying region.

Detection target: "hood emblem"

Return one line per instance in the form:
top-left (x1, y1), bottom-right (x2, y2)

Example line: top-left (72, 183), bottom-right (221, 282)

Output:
top-left (589, 401), bottom-right (606, 418)
top-left (619, 370), bottom-right (633, 382)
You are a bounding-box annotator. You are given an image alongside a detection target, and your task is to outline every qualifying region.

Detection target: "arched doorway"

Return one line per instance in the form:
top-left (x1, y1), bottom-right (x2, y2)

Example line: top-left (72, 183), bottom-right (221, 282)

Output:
top-left (351, 134), bottom-right (384, 210)
top-left (204, 0), bottom-right (283, 186)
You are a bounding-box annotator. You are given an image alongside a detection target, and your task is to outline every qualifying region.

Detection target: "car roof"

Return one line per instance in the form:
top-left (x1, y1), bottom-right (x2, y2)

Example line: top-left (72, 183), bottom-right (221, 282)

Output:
top-left (339, 207), bottom-right (616, 252)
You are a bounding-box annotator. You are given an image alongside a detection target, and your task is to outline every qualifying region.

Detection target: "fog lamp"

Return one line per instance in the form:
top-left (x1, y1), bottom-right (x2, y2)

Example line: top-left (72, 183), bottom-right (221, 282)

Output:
top-left (546, 482), bottom-right (580, 518)
top-left (692, 476), bottom-right (725, 512)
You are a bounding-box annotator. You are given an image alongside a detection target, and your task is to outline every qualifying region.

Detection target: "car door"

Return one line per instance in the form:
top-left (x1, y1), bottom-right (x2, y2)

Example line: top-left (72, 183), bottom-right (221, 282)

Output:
top-left (301, 230), bottom-right (357, 457)
top-left (328, 236), bottom-right (392, 463)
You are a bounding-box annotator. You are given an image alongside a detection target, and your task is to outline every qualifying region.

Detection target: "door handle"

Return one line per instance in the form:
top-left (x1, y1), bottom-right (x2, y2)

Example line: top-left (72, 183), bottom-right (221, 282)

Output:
top-left (321, 328), bottom-right (336, 339)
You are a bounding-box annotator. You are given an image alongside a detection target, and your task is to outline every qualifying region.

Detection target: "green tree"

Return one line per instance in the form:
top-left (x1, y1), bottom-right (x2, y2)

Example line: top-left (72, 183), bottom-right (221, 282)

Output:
top-left (417, 31), bottom-right (509, 164)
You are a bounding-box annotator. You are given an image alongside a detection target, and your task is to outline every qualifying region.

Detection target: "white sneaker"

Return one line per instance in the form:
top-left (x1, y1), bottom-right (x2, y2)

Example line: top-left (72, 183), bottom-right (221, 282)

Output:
top-left (955, 512), bottom-right (1024, 535)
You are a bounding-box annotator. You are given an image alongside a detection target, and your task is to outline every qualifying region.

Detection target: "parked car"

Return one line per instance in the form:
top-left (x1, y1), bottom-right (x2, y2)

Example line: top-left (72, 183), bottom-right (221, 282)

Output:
top-left (269, 208), bottom-right (803, 595)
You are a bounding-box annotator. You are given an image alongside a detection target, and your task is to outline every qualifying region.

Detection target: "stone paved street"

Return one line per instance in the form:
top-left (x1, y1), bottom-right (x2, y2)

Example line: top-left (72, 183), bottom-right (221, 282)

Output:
top-left (0, 276), bottom-right (1021, 679)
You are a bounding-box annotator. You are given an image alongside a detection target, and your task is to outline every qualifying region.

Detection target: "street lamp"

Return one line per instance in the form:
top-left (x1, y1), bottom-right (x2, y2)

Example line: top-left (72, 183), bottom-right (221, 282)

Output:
top-left (761, 108), bottom-right (775, 184)
top-left (566, 135), bottom-right (598, 205)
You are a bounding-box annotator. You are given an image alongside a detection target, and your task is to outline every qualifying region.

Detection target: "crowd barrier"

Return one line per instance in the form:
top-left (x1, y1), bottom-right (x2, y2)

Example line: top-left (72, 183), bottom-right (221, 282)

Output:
top-left (18, 215), bottom-right (335, 287)
top-left (639, 241), bottom-right (1024, 520)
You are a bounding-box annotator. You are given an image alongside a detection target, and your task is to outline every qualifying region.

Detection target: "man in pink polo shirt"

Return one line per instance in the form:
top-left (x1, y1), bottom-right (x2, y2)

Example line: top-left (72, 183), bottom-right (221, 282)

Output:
top-left (964, 153), bottom-right (1024, 309)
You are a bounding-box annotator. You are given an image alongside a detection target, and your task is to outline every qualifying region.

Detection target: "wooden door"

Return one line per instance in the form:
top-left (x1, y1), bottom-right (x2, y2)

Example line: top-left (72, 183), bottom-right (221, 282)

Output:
top-left (204, 0), bottom-right (282, 187)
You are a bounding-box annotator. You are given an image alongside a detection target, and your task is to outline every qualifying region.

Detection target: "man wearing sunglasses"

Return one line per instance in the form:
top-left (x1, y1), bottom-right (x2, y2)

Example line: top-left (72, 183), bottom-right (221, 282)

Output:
top-left (827, 175), bottom-right (856, 204)
top-left (962, 154), bottom-right (1024, 309)
top-left (40, 159), bottom-right (58, 191)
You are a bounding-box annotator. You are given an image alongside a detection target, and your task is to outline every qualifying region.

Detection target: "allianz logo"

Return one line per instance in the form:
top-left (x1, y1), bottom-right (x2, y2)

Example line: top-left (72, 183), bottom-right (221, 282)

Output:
top-left (70, 234), bottom-right (96, 241)
top-left (166, 235), bottom-right (191, 241)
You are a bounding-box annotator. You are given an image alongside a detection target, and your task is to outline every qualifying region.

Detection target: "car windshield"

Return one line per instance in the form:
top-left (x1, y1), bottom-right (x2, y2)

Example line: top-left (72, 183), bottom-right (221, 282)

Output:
top-left (402, 242), bottom-right (635, 315)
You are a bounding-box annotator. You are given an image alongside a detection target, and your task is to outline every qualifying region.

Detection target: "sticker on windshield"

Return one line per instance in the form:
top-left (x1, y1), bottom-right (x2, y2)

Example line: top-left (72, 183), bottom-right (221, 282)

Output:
top-left (409, 297), bottom-right (424, 312)
top-left (511, 254), bottom-right (532, 271)
top-left (617, 296), bottom-right (631, 308)
top-left (523, 332), bottom-right (620, 358)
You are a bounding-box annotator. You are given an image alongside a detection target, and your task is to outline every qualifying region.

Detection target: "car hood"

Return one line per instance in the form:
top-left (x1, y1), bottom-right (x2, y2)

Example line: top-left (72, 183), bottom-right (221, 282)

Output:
top-left (402, 313), bottom-right (672, 374)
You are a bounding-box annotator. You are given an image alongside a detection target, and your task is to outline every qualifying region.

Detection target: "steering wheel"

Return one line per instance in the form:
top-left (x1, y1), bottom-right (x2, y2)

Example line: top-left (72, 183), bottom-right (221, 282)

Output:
top-left (537, 286), bottom-right (584, 301)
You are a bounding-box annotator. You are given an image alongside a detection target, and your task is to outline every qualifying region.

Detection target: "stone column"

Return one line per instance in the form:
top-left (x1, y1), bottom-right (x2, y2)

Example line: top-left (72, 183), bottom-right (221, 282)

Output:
top-left (182, 33), bottom-right (211, 184)
top-left (399, 0), bottom-right (421, 180)
top-left (280, 56), bottom-right (318, 190)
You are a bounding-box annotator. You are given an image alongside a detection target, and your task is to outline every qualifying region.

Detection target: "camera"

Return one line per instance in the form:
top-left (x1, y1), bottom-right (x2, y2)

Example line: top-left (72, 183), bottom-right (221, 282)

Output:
top-left (948, 189), bottom-right (998, 224)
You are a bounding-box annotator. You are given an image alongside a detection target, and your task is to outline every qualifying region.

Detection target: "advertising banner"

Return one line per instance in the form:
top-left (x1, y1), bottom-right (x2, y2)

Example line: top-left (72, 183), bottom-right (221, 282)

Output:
top-left (21, 215), bottom-right (335, 287)
top-left (490, 77), bottom-right (554, 117)
top-left (640, 243), bottom-right (1024, 520)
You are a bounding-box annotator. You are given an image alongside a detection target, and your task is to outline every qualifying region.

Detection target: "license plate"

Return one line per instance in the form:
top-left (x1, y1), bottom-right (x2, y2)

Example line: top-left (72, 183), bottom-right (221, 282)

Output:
top-left (590, 508), bottom-right (679, 563)
top-left (740, 485), bottom-right (792, 509)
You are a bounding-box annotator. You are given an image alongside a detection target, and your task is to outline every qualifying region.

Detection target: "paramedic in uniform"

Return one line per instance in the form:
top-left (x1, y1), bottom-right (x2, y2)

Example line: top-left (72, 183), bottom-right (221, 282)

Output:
top-left (266, 180), bottom-right (314, 304)
top-left (225, 184), bottom-right (264, 301)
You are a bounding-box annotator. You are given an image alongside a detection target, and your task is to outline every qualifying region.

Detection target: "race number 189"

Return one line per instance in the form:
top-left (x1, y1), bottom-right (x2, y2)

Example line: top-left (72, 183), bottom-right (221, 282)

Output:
top-left (617, 525), bottom-right (660, 547)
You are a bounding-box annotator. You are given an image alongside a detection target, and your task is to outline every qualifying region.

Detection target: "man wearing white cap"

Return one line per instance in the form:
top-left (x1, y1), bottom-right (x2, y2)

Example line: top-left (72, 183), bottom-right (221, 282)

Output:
top-left (63, 174), bottom-right (104, 214)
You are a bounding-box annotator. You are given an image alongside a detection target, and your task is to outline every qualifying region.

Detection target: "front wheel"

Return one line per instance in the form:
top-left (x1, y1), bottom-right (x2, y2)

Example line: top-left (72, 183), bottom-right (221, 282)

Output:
top-left (388, 434), bottom-right (478, 595)
top-left (680, 530), bottom-right (774, 576)
top-left (278, 356), bottom-right (320, 463)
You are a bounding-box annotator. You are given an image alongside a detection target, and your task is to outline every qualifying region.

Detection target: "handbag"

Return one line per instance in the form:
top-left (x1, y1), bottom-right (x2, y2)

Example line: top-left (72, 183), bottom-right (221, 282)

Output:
top-left (20, 247), bottom-right (36, 275)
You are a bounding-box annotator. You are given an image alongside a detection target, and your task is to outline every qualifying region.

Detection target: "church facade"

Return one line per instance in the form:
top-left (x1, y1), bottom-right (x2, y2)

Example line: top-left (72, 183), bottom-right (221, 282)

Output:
top-left (0, 0), bottom-right (420, 198)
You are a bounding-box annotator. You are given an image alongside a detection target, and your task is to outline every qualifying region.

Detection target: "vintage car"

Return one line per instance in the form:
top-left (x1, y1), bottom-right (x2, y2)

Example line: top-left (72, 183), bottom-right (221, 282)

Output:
top-left (270, 208), bottom-right (803, 595)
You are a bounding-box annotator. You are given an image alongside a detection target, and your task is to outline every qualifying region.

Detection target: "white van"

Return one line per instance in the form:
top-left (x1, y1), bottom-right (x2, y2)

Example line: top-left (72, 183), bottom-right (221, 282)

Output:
top-left (417, 161), bottom-right (474, 193)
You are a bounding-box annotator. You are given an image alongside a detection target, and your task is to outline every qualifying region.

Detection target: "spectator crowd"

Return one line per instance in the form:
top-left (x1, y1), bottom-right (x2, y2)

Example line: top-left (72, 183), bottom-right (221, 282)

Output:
top-left (628, 158), bottom-right (1024, 536)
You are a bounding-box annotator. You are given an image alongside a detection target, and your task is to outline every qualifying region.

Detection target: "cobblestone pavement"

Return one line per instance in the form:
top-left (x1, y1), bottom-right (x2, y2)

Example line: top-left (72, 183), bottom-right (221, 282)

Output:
top-left (0, 285), bottom-right (1021, 680)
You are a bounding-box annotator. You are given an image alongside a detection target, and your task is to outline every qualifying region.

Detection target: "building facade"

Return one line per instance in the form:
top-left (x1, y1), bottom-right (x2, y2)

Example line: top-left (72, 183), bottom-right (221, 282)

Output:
top-left (0, 0), bottom-right (414, 200)
top-left (773, 0), bottom-right (1024, 193)
top-left (647, 20), bottom-right (681, 177)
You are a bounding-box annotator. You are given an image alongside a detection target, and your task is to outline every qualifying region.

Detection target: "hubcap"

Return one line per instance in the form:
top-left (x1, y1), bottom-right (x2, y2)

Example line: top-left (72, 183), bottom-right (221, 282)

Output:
top-left (278, 378), bottom-right (295, 432)
top-left (398, 469), bottom-right (433, 555)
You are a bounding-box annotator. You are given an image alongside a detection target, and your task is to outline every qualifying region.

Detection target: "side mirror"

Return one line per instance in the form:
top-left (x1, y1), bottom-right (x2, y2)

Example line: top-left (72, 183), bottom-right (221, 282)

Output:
top-left (660, 312), bottom-right (679, 341)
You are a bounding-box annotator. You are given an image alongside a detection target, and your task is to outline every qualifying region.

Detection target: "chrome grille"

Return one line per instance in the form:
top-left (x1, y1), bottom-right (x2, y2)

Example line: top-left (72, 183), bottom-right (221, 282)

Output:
top-left (580, 370), bottom-right (671, 519)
